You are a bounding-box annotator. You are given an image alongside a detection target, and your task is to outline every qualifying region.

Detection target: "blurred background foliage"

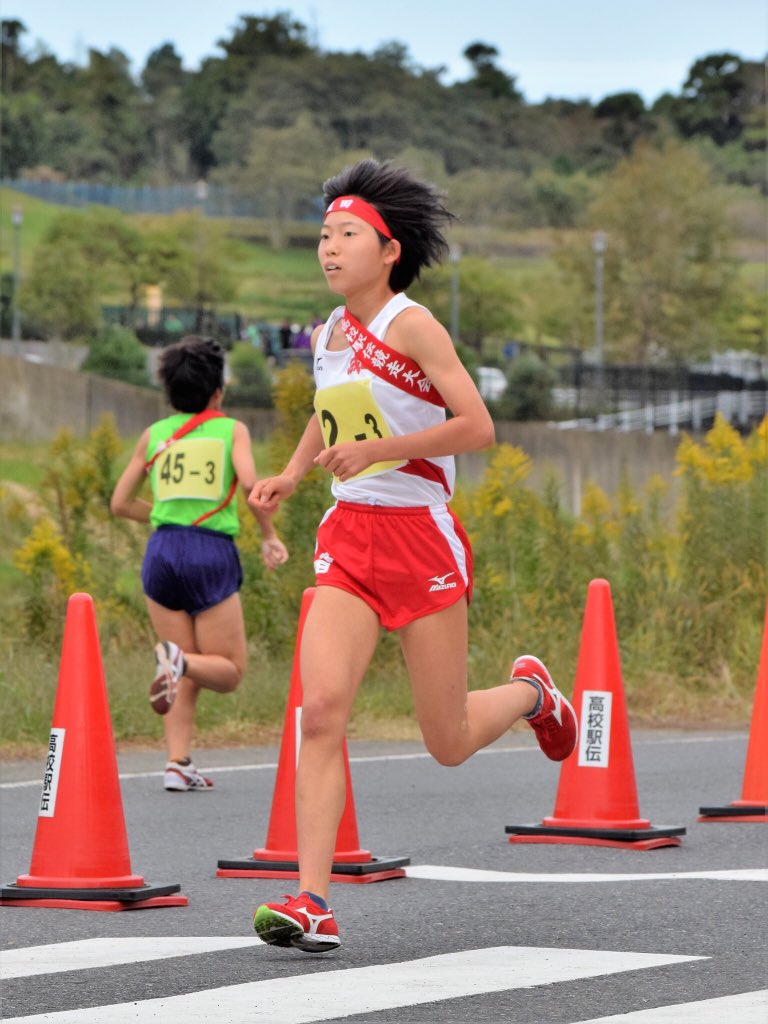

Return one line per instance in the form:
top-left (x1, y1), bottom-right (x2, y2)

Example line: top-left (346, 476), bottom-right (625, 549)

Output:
top-left (1, 399), bottom-right (765, 752)
top-left (1, 15), bottom-right (765, 366)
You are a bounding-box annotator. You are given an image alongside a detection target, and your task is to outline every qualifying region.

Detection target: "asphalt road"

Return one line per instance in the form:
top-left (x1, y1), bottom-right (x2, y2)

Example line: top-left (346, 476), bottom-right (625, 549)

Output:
top-left (1, 729), bottom-right (767, 1023)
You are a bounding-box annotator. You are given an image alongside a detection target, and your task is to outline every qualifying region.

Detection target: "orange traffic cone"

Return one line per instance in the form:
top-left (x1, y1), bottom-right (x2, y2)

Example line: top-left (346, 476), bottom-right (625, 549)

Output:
top-left (506, 578), bottom-right (686, 850)
top-left (217, 588), bottom-right (409, 882)
top-left (0, 593), bottom-right (187, 911)
top-left (699, 603), bottom-right (768, 822)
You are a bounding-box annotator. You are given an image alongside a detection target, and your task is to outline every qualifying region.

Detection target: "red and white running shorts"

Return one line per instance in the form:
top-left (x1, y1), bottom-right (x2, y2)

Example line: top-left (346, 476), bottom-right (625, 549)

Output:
top-left (313, 501), bottom-right (473, 630)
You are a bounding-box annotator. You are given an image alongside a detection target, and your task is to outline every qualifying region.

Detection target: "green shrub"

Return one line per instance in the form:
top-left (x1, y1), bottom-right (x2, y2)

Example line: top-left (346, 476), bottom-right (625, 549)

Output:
top-left (502, 354), bottom-right (556, 420)
top-left (82, 325), bottom-right (151, 387)
top-left (226, 341), bottom-right (273, 406)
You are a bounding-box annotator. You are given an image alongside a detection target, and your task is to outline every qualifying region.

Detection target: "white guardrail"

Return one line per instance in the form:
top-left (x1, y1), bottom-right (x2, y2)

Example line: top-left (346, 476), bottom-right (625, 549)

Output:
top-left (554, 390), bottom-right (767, 433)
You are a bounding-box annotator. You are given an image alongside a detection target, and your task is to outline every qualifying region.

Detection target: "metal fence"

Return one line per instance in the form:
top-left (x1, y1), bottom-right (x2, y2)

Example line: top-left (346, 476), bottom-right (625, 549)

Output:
top-left (2, 179), bottom-right (273, 218)
top-left (101, 305), bottom-right (244, 346)
top-left (555, 389), bottom-right (767, 433)
top-left (552, 362), bottom-right (767, 429)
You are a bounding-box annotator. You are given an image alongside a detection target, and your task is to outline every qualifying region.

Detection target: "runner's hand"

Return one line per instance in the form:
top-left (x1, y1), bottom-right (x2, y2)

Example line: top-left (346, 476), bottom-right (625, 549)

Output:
top-left (261, 536), bottom-right (288, 570)
top-left (248, 475), bottom-right (296, 512)
top-left (314, 440), bottom-right (375, 482)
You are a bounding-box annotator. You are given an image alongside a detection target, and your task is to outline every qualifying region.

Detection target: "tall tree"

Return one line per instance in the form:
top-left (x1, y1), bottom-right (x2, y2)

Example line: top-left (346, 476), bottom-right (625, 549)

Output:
top-left (30, 207), bottom-right (152, 319)
top-left (666, 53), bottom-right (764, 146)
top-left (141, 43), bottom-right (189, 181)
top-left (67, 48), bottom-right (149, 180)
top-left (226, 113), bottom-right (328, 247)
top-left (141, 42), bottom-right (185, 97)
top-left (150, 212), bottom-right (239, 326)
top-left (218, 13), bottom-right (312, 64)
top-left (462, 42), bottom-right (522, 101)
top-left (412, 256), bottom-right (520, 351)
top-left (594, 91), bottom-right (651, 154)
top-left (21, 241), bottom-right (101, 340)
top-left (179, 13), bottom-right (314, 175)
top-left (1, 17), bottom-right (27, 92)
top-left (556, 140), bottom-right (737, 364)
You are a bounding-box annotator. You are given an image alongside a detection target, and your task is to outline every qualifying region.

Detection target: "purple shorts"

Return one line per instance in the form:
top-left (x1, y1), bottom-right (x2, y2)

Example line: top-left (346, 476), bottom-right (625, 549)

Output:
top-left (141, 525), bottom-right (243, 616)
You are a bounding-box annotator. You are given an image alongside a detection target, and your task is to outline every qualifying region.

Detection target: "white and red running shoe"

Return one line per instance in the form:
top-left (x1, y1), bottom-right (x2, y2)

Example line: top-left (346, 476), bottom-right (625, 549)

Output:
top-left (253, 893), bottom-right (341, 952)
top-left (511, 654), bottom-right (578, 761)
top-left (149, 641), bottom-right (185, 715)
top-left (163, 760), bottom-right (214, 792)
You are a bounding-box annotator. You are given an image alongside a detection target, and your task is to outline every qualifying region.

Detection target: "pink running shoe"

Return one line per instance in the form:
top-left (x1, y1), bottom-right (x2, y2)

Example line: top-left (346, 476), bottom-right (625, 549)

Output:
top-left (149, 641), bottom-right (184, 715)
top-left (511, 654), bottom-right (578, 761)
top-left (253, 893), bottom-right (341, 953)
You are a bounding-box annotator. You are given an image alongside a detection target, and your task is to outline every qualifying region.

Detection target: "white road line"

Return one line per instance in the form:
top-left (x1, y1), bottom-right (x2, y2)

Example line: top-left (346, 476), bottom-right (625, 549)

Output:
top-left (405, 865), bottom-right (768, 883)
top-left (0, 733), bottom-right (741, 790)
top-left (0, 937), bottom-right (263, 980)
top-left (0, 945), bottom-right (702, 1023)
top-left (575, 989), bottom-right (768, 1023)
top-left (0, 746), bottom-right (529, 789)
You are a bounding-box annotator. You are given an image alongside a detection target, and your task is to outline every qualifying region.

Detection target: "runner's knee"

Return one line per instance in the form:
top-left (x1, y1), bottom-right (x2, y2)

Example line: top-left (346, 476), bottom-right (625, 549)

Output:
top-left (221, 659), bottom-right (244, 692)
top-left (300, 693), bottom-right (349, 742)
top-left (422, 734), bottom-right (469, 767)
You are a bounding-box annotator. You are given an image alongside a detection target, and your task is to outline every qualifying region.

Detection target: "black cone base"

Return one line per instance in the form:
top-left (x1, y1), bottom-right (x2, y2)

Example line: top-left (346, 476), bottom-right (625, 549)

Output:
top-left (0, 881), bottom-right (182, 901)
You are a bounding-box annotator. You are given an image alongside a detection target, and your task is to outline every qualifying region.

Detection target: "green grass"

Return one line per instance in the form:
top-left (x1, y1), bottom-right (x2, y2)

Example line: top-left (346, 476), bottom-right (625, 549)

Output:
top-left (227, 237), bottom-right (332, 323)
top-left (0, 189), bottom-right (63, 274)
top-left (4, 184), bottom-right (764, 334)
top-left (0, 441), bottom-right (49, 488)
top-left (741, 261), bottom-right (767, 289)
top-left (0, 442), bottom-right (50, 597)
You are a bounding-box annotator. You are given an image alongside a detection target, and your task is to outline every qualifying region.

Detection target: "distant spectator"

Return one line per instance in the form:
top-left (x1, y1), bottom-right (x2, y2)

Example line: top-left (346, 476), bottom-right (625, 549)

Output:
top-left (164, 313), bottom-right (183, 335)
top-left (293, 325), bottom-right (311, 349)
top-left (261, 327), bottom-right (275, 358)
top-left (245, 321), bottom-right (262, 350)
top-left (278, 320), bottom-right (293, 350)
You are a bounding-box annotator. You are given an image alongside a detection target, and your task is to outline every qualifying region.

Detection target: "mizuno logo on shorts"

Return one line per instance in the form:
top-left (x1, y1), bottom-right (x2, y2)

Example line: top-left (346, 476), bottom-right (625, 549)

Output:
top-left (428, 571), bottom-right (457, 592)
top-left (314, 551), bottom-right (334, 575)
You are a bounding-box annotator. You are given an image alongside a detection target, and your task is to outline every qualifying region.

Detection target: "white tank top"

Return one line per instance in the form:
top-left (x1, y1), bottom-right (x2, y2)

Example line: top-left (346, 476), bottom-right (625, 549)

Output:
top-left (313, 293), bottom-right (455, 507)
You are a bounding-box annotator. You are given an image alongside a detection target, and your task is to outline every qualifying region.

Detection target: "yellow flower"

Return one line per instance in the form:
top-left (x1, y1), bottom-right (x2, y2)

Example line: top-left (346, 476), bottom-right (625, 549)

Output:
top-left (675, 413), bottom-right (753, 484)
top-left (471, 444), bottom-right (532, 519)
top-left (14, 518), bottom-right (76, 594)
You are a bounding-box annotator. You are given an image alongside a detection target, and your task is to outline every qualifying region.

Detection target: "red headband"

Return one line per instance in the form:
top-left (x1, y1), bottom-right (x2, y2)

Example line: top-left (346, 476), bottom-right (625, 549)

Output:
top-left (325, 196), bottom-right (393, 239)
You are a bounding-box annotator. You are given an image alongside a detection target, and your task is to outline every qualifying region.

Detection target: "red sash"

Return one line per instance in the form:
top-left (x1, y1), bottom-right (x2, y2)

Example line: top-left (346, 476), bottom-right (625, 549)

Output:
top-left (341, 308), bottom-right (446, 407)
top-left (144, 410), bottom-right (224, 470)
top-left (340, 309), bottom-right (450, 496)
top-left (145, 410), bottom-right (239, 527)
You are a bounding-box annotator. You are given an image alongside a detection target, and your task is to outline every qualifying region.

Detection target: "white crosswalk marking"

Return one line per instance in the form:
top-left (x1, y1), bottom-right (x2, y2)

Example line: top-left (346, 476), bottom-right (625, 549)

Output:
top-left (1, 945), bottom-right (702, 1024)
top-left (0, 937), bottom-right (263, 980)
top-left (575, 989), bottom-right (768, 1023)
top-left (405, 865), bottom-right (768, 883)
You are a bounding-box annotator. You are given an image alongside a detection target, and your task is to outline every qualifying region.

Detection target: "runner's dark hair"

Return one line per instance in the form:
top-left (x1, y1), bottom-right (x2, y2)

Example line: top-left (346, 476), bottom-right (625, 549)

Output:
top-left (323, 159), bottom-right (456, 292)
top-left (159, 335), bottom-right (225, 413)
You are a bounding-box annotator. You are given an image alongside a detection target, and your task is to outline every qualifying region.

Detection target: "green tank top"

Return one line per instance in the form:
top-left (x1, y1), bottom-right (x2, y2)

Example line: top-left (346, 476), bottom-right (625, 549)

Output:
top-left (147, 413), bottom-right (239, 536)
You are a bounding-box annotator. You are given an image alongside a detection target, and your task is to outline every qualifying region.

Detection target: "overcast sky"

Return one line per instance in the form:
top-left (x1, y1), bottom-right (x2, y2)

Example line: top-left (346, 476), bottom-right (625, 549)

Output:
top-left (8, 0), bottom-right (767, 104)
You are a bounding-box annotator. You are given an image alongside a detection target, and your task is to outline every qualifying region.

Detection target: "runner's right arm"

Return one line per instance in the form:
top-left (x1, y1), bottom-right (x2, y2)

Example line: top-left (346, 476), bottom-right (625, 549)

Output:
top-left (231, 420), bottom-right (288, 569)
top-left (110, 428), bottom-right (153, 523)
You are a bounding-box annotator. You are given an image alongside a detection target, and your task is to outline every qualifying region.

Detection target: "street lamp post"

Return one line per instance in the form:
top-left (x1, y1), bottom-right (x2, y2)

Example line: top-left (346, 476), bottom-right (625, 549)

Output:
top-left (195, 178), bottom-right (209, 212)
top-left (449, 244), bottom-right (461, 345)
top-left (592, 230), bottom-right (607, 409)
top-left (194, 180), bottom-right (209, 333)
top-left (11, 205), bottom-right (23, 356)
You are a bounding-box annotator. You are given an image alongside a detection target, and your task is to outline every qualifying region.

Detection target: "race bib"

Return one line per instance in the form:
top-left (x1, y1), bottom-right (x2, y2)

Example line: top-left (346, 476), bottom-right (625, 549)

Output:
top-left (154, 438), bottom-right (226, 501)
top-left (314, 379), bottom-right (406, 480)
